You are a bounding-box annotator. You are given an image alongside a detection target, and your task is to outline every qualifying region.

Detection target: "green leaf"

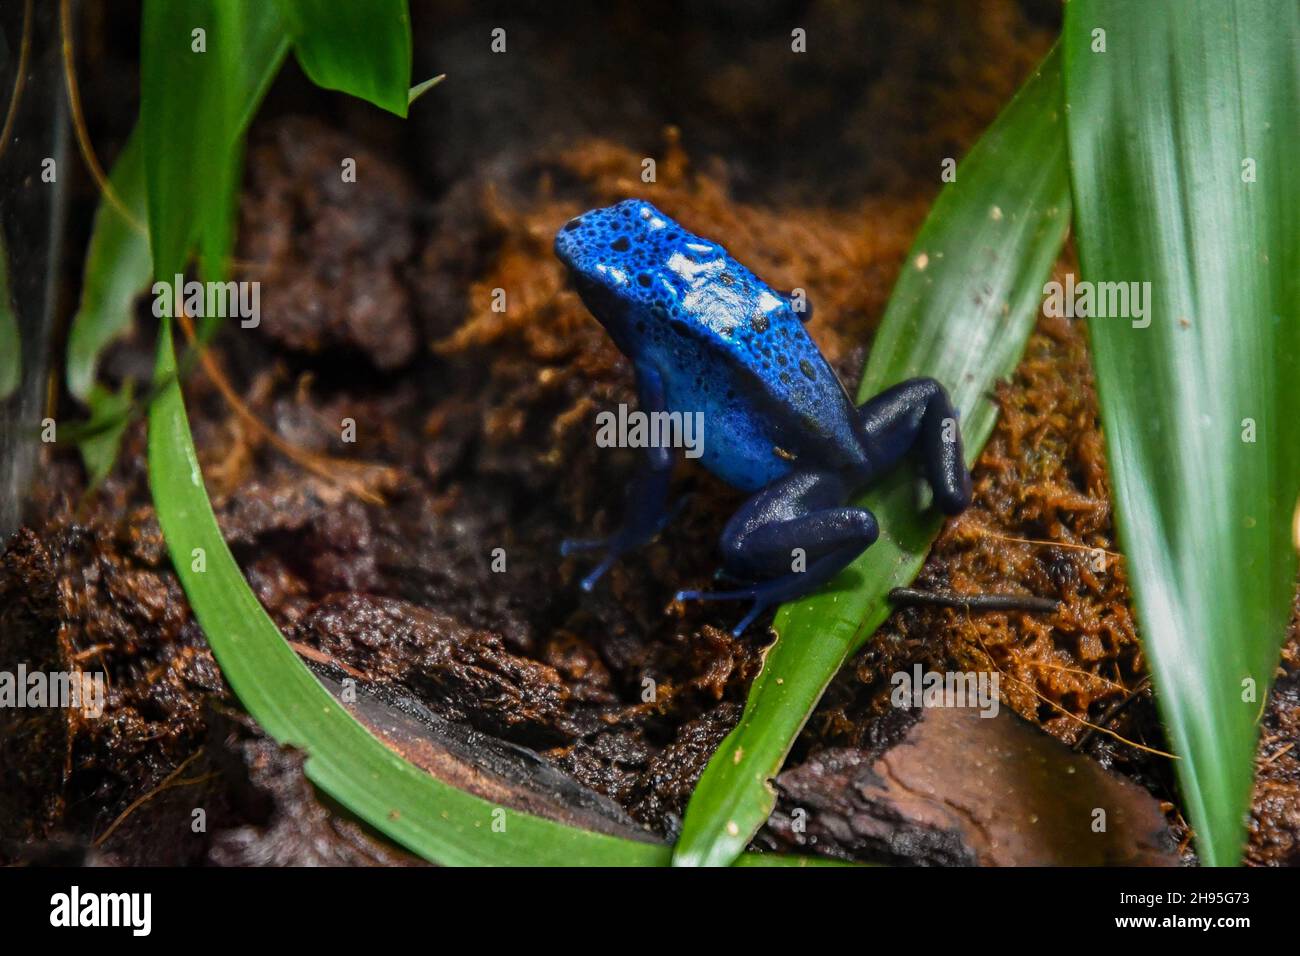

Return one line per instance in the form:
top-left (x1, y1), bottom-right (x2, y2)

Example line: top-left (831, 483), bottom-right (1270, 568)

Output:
top-left (66, 131), bottom-right (151, 401)
top-left (673, 47), bottom-right (1071, 867)
top-left (0, 230), bottom-right (17, 401)
top-left (146, 316), bottom-right (850, 866)
top-left (277, 0), bottom-right (413, 117)
top-left (77, 382), bottom-right (135, 490)
top-left (408, 73), bottom-right (445, 107)
top-left (140, 0), bottom-right (290, 279)
top-left (1063, 0), bottom-right (1300, 866)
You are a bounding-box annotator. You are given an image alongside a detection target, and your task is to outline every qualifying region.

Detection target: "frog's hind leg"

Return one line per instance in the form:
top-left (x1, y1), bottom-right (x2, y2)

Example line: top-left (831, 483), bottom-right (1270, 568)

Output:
top-left (561, 364), bottom-right (683, 591)
top-left (857, 377), bottom-right (971, 514)
top-left (675, 470), bottom-right (878, 636)
top-left (561, 453), bottom-right (682, 591)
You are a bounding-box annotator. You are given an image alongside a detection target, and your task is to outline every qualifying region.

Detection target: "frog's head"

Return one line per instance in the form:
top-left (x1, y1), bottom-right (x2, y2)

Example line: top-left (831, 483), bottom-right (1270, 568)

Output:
top-left (554, 200), bottom-right (682, 340)
top-left (556, 199), bottom-right (776, 353)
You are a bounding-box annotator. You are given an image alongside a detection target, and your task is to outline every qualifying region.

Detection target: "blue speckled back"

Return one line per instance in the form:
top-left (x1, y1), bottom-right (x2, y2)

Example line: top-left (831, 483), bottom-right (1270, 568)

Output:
top-left (555, 199), bottom-right (866, 491)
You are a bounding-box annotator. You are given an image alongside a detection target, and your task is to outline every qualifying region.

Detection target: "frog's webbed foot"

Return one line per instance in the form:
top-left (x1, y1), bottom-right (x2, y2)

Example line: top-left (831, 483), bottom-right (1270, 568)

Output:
top-left (561, 491), bottom-right (687, 592)
top-left (856, 376), bottom-right (971, 514)
top-left (559, 537), bottom-right (621, 593)
top-left (675, 470), bottom-right (878, 636)
top-left (674, 576), bottom-right (821, 638)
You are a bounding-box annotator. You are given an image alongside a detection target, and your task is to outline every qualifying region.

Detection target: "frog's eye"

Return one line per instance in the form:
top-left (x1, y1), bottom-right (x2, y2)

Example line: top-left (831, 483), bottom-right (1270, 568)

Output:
top-left (720, 272), bottom-right (735, 286)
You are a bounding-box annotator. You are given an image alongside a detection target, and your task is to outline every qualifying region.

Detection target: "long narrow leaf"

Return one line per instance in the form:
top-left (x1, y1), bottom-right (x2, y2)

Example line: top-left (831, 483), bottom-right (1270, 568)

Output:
top-left (1063, 0), bottom-right (1300, 865)
top-left (674, 48), bottom-right (1071, 867)
top-left (78, 383), bottom-right (135, 489)
top-left (66, 131), bottom-right (150, 401)
top-left (140, 0), bottom-right (290, 279)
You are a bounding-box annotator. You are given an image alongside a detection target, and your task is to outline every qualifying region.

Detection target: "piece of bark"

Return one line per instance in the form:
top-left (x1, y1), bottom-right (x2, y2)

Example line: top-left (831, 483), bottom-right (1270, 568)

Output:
top-left (315, 671), bottom-right (656, 844)
top-left (764, 706), bottom-right (1180, 866)
top-left (292, 592), bottom-right (576, 746)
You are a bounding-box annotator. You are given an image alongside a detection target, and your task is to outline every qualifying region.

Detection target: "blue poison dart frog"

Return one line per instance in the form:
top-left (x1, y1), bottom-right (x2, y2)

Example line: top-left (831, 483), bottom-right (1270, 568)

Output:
top-left (555, 199), bottom-right (972, 636)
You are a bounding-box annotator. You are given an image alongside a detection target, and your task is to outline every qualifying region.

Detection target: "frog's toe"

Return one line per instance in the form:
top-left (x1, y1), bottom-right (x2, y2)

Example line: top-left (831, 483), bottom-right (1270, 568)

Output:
top-left (566, 536), bottom-right (644, 591)
top-left (579, 553), bottom-right (621, 592)
top-left (681, 593), bottom-right (778, 637)
top-left (559, 535), bottom-right (621, 590)
top-left (730, 600), bottom-right (771, 637)
top-left (674, 585), bottom-right (775, 636)
top-left (674, 587), bottom-right (745, 602)
top-left (560, 536), bottom-right (608, 557)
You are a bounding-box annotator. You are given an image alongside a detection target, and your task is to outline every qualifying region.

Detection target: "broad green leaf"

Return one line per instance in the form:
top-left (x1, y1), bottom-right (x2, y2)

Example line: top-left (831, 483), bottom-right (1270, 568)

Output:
top-left (1063, 0), bottom-right (1300, 865)
top-left (0, 230), bottom-right (16, 401)
top-left (77, 382), bottom-right (135, 490)
top-left (674, 48), bottom-right (1071, 867)
top-left (140, 0), bottom-right (290, 279)
top-left (66, 131), bottom-right (150, 401)
top-left (147, 317), bottom-right (847, 866)
top-left (277, 0), bottom-right (413, 116)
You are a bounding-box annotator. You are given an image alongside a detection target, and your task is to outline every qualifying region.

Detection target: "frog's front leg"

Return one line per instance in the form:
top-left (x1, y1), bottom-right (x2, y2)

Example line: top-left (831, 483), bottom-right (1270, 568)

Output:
top-left (561, 364), bottom-right (682, 591)
top-left (675, 470), bottom-right (878, 636)
top-left (857, 376), bottom-right (971, 513)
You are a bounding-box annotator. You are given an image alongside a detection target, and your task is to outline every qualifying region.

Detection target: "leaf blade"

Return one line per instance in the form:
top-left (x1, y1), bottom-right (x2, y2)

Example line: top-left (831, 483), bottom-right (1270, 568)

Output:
top-left (277, 0), bottom-right (414, 117)
top-left (140, 0), bottom-right (290, 279)
top-left (66, 131), bottom-right (150, 401)
top-left (408, 73), bottom-right (445, 107)
top-left (673, 47), bottom-right (1071, 867)
top-left (1063, 0), bottom-right (1300, 865)
top-left (78, 382), bottom-right (135, 489)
